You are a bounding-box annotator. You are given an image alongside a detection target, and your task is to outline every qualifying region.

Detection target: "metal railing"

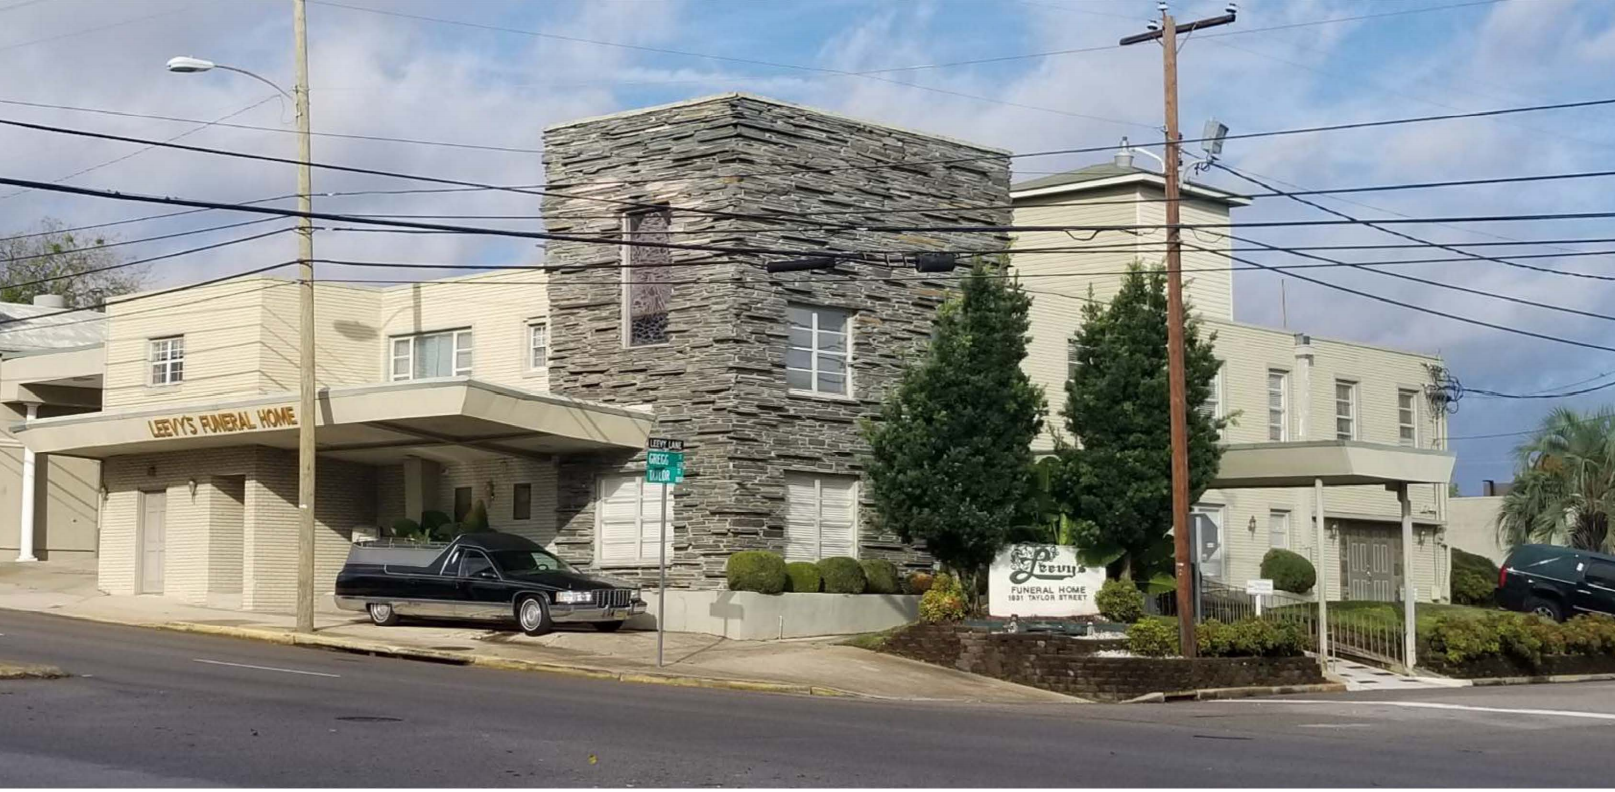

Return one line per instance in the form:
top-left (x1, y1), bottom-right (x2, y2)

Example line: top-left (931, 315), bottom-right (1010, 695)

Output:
top-left (1151, 579), bottom-right (1408, 669)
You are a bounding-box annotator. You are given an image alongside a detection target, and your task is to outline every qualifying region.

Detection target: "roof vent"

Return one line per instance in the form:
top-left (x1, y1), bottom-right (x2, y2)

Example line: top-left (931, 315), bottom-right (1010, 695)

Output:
top-left (1114, 138), bottom-right (1134, 169)
top-left (31, 294), bottom-right (65, 309)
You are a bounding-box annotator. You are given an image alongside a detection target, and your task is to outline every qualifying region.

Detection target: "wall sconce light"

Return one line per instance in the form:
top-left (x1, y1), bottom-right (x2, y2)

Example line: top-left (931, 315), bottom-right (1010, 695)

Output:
top-left (188, 478), bottom-right (198, 497)
top-left (486, 480), bottom-right (496, 502)
top-left (1247, 516), bottom-right (1258, 534)
top-left (98, 483), bottom-right (108, 501)
top-left (146, 465), bottom-right (157, 477)
top-left (1326, 520), bottom-right (1339, 540)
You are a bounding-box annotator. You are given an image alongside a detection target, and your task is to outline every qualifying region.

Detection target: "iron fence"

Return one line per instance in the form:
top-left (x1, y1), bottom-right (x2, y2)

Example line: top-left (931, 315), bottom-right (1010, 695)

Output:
top-left (1151, 579), bottom-right (1408, 669)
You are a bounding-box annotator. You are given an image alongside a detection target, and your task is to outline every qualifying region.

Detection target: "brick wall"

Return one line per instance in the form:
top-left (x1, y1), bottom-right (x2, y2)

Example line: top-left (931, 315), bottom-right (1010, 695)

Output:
top-left (542, 94), bottom-right (1011, 588)
top-left (884, 624), bottom-right (1324, 701)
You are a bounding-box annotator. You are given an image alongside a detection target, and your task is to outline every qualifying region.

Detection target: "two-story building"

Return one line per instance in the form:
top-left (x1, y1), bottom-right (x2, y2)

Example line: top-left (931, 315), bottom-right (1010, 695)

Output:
top-left (1012, 151), bottom-right (1454, 602)
top-left (8, 94), bottom-right (1009, 611)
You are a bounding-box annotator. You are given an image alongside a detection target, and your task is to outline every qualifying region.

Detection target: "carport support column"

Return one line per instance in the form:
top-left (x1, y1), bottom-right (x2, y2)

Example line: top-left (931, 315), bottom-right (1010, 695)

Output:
top-left (1399, 483), bottom-right (1417, 669)
top-left (1313, 477), bottom-right (1327, 669)
top-left (15, 403), bottom-right (38, 562)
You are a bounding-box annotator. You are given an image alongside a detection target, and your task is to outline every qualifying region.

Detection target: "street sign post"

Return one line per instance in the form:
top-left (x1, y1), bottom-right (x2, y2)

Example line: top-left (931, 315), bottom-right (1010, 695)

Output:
top-left (645, 438), bottom-right (684, 668)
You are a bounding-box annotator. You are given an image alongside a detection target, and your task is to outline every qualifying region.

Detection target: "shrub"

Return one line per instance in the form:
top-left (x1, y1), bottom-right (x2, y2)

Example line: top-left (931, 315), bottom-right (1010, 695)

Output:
top-left (1197, 618), bottom-right (1307, 658)
top-left (1450, 548), bottom-right (1499, 606)
top-left (1426, 614), bottom-right (1507, 664)
top-left (818, 557), bottom-right (868, 594)
top-left (860, 559), bottom-right (902, 594)
top-left (1128, 617), bottom-right (1179, 657)
top-left (919, 573), bottom-right (968, 623)
top-left (1563, 614), bottom-right (1615, 655)
top-left (785, 561), bottom-right (822, 593)
top-left (1095, 578), bottom-right (1145, 623)
top-left (1260, 549), bottom-right (1317, 594)
top-left (390, 518), bottom-right (423, 539)
top-left (905, 571), bottom-right (934, 595)
top-left (726, 551), bottom-right (788, 595)
top-left (462, 500), bottom-right (491, 533)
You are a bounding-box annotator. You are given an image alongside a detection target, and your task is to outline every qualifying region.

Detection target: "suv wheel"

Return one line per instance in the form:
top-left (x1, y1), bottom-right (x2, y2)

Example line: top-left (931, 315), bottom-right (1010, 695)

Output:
top-left (1525, 596), bottom-right (1564, 622)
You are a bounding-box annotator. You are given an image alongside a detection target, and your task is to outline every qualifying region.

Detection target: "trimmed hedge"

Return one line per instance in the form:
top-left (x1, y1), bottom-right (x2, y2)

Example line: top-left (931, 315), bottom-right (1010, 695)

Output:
top-left (1260, 549), bottom-right (1317, 594)
top-left (727, 551), bottom-right (788, 594)
top-left (860, 559), bottom-right (902, 595)
top-left (1450, 548), bottom-right (1500, 606)
top-left (1426, 612), bottom-right (1615, 669)
top-left (919, 573), bottom-right (968, 623)
top-left (818, 556), bottom-right (868, 594)
top-left (1126, 616), bottom-right (1308, 658)
top-left (785, 561), bottom-right (822, 593)
top-left (905, 571), bottom-right (934, 595)
top-left (1096, 578), bottom-right (1145, 623)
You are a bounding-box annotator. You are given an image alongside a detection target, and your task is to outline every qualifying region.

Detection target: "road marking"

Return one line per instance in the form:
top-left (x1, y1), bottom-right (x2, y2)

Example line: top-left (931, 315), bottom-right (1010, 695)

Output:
top-left (1228, 699), bottom-right (1615, 721)
top-left (192, 658), bottom-right (340, 678)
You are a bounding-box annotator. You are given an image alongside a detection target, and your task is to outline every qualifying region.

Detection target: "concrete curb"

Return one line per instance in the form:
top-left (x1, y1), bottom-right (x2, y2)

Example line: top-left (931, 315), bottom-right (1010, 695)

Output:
top-left (1150, 682), bottom-right (1348, 703)
top-left (136, 619), bottom-right (866, 699)
top-left (1468, 672), bottom-right (1615, 687)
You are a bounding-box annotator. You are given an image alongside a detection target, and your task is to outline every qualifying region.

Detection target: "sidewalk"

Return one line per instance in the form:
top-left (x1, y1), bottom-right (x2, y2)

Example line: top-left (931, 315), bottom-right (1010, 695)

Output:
top-left (0, 560), bottom-right (1077, 704)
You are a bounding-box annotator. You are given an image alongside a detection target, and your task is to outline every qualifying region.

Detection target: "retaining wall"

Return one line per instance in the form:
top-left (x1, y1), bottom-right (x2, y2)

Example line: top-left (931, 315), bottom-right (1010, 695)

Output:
top-left (884, 623), bottom-right (1324, 701)
top-left (631, 590), bottom-right (920, 640)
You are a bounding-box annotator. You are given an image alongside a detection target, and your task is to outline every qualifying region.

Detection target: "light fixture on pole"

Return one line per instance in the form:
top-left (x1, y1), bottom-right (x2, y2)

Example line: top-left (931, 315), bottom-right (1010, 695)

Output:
top-left (165, 0), bottom-right (317, 634)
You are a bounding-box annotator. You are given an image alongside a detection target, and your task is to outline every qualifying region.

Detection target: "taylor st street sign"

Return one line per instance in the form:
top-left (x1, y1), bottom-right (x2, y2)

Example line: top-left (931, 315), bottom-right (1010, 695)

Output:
top-left (645, 438), bottom-right (685, 484)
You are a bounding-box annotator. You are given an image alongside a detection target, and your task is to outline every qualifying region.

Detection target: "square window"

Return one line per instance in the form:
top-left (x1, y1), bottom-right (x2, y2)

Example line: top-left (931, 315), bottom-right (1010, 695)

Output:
top-left (784, 473), bottom-right (858, 561)
top-left (148, 336), bottom-right (184, 386)
top-left (596, 474), bottom-right (674, 565)
top-left (389, 329), bottom-right (472, 381)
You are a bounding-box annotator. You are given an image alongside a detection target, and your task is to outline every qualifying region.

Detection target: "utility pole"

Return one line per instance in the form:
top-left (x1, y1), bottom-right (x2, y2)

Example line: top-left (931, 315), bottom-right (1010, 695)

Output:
top-left (293, 0), bottom-right (318, 634)
top-left (1121, 2), bottom-right (1236, 658)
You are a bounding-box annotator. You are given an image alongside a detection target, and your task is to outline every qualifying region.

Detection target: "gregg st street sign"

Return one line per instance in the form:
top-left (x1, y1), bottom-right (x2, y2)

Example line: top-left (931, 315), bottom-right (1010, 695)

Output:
top-left (645, 437), bottom-right (685, 484)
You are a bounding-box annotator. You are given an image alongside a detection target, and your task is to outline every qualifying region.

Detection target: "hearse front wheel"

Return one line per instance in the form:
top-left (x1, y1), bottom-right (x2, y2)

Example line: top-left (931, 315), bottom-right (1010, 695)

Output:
top-left (516, 595), bottom-right (554, 636)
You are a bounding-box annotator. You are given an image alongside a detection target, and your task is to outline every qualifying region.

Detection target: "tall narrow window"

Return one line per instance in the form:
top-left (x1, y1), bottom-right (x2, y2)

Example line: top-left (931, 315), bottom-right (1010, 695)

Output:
top-left (1067, 338), bottom-right (1081, 382)
top-left (1335, 380), bottom-right (1357, 440)
top-left (623, 209), bottom-right (672, 347)
top-left (453, 487), bottom-right (473, 523)
top-left (1269, 509), bottom-right (1291, 550)
top-left (148, 336), bottom-right (184, 386)
top-left (1198, 368), bottom-right (1224, 421)
top-left (786, 304), bottom-right (851, 396)
top-left (512, 483), bottom-right (532, 521)
top-left (1398, 389), bottom-right (1419, 447)
top-left (390, 329), bottom-right (473, 381)
top-left (1267, 369), bottom-right (1288, 442)
top-left (784, 473), bottom-right (858, 561)
top-left (527, 321), bottom-right (548, 372)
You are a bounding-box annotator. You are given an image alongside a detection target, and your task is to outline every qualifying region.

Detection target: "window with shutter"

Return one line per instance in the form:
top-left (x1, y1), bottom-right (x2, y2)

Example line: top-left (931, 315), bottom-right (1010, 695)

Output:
top-left (783, 473), bottom-right (858, 560)
top-left (596, 474), bottom-right (674, 565)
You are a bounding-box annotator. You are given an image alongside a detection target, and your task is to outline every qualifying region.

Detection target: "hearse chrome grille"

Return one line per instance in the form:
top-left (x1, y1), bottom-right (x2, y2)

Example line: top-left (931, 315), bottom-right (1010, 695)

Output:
top-left (592, 589), bottom-right (632, 608)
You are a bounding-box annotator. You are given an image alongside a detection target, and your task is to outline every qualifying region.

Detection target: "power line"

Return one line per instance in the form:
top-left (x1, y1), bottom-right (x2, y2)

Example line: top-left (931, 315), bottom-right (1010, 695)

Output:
top-left (0, 225), bottom-right (291, 294)
top-left (0, 217), bottom-right (285, 265)
top-left (1179, 239), bottom-right (1615, 355)
top-left (1468, 379), bottom-right (1615, 400)
top-left (0, 97), bottom-right (546, 155)
top-left (0, 95), bottom-right (283, 202)
top-left (0, 259), bottom-right (295, 327)
top-left (305, 0), bottom-right (1155, 130)
top-left (0, 4), bottom-right (183, 55)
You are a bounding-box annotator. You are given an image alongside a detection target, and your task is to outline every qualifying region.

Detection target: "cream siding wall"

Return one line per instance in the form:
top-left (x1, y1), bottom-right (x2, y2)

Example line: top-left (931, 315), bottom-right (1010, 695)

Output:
top-left (1134, 195), bottom-right (1235, 321)
top-left (103, 280), bottom-right (281, 408)
top-left (378, 270), bottom-right (550, 392)
top-left (258, 283), bottom-right (382, 392)
top-left (0, 443), bottom-right (99, 558)
top-left (1447, 496), bottom-right (1508, 565)
top-left (434, 456), bottom-right (559, 548)
top-left (99, 448), bottom-right (257, 598)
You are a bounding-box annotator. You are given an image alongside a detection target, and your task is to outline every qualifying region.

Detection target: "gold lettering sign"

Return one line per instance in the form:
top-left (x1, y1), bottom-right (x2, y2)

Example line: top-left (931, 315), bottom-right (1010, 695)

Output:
top-left (147, 406), bottom-right (296, 439)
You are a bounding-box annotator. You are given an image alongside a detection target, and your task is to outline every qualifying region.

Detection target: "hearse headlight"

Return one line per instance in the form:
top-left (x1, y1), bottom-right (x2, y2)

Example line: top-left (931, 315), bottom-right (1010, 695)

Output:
top-left (554, 590), bottom-right (594, 604)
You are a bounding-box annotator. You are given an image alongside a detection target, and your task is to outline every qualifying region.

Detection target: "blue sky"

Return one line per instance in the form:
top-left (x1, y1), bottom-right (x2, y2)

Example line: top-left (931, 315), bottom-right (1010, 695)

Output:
top-left (2, 0), bottom-right (1614, 491)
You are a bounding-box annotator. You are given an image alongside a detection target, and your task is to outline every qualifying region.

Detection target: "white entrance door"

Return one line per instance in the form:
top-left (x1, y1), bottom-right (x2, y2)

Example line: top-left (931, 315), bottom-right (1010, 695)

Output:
top-left (140, 490), bottom-right (166, 594)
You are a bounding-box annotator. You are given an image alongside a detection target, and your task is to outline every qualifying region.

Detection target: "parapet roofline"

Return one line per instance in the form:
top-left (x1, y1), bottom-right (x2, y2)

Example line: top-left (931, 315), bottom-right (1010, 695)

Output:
top-left (1011, 171), bottom-right (1251, 206)
top-left (544, 92), bottom-right (1012, 155)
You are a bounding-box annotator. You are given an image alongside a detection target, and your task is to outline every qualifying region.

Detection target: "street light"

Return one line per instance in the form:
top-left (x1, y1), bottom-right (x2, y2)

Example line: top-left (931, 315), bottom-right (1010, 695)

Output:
top-left (166, 0), bottom-right (317, 634)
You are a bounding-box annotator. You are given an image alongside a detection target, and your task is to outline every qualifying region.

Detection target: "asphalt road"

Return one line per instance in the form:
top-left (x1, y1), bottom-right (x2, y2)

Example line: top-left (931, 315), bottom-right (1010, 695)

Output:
top-left (2, 609), bottom-right (1613, 787)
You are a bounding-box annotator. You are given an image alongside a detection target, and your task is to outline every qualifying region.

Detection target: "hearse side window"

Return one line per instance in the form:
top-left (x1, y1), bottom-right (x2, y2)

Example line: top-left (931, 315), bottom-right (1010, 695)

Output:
top-left (439, 548), bottom-right (462, 575)
top-left (460, 550), bottom-right (497, 579)
top-left (1586, 559), bottom-right (1615, 589)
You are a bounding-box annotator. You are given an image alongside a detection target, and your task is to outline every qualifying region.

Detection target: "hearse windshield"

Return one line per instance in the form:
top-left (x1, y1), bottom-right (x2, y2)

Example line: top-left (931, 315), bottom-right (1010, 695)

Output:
top-left (490, 548), bottom-right (573, 574)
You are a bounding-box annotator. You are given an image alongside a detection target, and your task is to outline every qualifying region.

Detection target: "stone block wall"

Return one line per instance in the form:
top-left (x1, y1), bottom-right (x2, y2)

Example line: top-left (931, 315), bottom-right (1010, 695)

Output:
top-left (884, 624), bottom-right (1325, 701)
top-left (541, 94), bottom-right (1012, 588)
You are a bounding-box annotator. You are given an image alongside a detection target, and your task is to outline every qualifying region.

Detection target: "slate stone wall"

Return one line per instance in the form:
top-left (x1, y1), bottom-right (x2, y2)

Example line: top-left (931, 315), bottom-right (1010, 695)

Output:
top-left (541, 95), bottom-right (1012, 587)
top-left (884, 624), bottom-right (1325, 701)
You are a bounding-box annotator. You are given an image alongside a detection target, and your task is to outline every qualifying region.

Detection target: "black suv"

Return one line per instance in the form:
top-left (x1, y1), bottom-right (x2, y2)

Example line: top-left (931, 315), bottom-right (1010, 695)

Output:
top-left (1497, 543), bottom-right (1615, 621)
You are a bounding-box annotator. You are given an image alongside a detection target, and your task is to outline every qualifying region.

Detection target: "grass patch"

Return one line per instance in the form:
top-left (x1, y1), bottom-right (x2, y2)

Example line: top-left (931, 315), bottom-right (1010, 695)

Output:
top-left (839, 627), bottom-right (902, 651)
top-left (0, 663), bottom-right (67, 680)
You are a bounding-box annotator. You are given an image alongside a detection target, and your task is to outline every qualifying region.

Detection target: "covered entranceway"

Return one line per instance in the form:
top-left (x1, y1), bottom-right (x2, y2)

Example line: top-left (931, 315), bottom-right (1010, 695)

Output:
top-left (1209, 440), bottom-right (1455, 671)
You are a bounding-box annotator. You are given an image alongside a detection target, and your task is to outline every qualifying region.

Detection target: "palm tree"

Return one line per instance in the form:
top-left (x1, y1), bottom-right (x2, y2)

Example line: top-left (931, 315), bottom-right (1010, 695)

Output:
top-left (1497, 406), bottom-right (1615, 553)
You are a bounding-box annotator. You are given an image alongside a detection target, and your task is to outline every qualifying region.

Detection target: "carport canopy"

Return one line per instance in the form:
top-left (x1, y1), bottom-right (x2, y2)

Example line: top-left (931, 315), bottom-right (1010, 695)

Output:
top-left (11, 377), bottom-right (655, 463)
top-left (1210, 440), bottom-right (1454, 490)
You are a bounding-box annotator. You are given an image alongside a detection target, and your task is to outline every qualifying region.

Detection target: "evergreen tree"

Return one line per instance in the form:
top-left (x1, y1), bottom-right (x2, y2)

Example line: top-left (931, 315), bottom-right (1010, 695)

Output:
top-left (1056, 264), bottom-right (1225, 584)
top-left (863, 262), bottom-right (1046, 594)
